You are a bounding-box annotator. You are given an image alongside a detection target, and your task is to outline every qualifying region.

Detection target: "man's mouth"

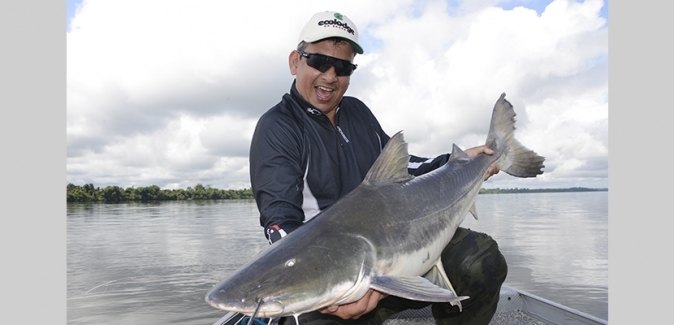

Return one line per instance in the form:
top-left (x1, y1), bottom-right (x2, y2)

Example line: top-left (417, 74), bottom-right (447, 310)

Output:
top-left (315, 86), bottom-right (334, 102)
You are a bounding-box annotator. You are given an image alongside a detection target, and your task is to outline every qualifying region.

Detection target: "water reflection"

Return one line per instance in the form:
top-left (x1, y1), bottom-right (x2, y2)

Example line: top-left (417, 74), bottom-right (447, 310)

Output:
top-left (68, 200), bottom-right (267, 325)
top-left (67, 193), bottom-right (608, 324)
top-left (462, 192), bottom-right (608, 320)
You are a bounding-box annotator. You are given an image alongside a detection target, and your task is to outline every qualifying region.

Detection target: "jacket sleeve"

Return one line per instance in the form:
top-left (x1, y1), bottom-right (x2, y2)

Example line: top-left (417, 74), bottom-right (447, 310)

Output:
top-left (408, 154), bottom-right (450, 176)
top-left (249, 114), bottom-right (306, 244)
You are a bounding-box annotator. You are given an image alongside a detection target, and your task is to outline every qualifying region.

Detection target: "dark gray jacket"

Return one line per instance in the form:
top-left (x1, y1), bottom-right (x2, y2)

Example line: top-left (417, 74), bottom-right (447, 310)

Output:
top-left (249, 81), bottom-right (449, 243)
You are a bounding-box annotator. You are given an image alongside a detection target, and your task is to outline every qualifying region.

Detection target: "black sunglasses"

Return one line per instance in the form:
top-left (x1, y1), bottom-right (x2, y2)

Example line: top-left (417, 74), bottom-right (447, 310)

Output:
top-left (298, 50), bottom-right (358, 76)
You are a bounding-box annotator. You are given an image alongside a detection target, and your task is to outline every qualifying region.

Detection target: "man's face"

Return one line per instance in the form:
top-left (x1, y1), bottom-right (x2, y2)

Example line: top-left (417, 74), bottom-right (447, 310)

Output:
top-left (289, 39), bottom-right (355, 118)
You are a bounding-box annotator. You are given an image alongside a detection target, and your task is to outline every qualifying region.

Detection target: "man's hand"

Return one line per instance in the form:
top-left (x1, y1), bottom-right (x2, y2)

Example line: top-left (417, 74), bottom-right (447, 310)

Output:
top-left (318, 289), bottom-right (387, 320)
top-left (465, 145), bottom-right (500, 180)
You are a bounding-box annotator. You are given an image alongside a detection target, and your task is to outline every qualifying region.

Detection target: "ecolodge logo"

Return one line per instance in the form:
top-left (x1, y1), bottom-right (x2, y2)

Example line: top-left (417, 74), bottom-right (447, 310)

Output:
top-left (317, 12), bottom-right (355, 35)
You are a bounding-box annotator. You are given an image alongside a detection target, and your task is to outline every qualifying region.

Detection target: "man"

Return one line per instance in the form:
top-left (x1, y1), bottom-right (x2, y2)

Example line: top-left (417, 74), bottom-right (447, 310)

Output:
top-left (249, 11), bottom-right (506, 325)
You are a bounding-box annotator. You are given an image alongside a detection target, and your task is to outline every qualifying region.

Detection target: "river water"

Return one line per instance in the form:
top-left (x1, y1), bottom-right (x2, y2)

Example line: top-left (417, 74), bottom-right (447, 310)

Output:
top-left (67, 191), bottom-right (608, 324)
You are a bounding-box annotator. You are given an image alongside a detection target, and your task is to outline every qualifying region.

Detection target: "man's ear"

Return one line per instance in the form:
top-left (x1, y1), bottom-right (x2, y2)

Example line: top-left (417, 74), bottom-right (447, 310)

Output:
top-left (289, 50), bottom-right (299, 76)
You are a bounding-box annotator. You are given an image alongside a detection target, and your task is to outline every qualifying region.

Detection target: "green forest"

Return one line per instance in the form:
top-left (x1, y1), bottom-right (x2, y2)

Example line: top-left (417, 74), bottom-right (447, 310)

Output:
top-left (67, 183), bottom-right (606, 203)
top-left (66, 183), bottom-right (253, 203)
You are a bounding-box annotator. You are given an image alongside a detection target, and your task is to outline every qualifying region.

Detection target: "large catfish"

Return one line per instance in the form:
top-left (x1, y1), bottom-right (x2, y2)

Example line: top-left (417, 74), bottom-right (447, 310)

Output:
top-left (205, 93), bottom-right (545, 320)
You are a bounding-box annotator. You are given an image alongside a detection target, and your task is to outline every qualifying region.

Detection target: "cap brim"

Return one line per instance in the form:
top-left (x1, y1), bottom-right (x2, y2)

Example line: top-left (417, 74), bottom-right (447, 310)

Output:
top-left (346, 40), bottom-right (364, 54)
top-left (305, 36), bottom-right (362, 54)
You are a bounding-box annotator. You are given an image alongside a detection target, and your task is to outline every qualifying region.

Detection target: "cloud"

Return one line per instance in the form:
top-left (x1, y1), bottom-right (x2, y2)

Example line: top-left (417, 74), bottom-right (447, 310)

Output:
top-left (350, 0), bottom-right (608, 190)
top-left (67, 0), bottom-right (608, 190)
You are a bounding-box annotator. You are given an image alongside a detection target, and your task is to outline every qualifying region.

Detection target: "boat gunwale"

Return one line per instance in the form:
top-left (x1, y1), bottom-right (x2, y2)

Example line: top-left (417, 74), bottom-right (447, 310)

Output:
top-left (211, 285), bottom-right (608, 325)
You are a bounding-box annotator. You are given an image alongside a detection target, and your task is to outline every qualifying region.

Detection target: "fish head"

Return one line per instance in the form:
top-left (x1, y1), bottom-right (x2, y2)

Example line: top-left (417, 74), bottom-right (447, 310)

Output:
top-left (205, 232), bottom-right (376, 317)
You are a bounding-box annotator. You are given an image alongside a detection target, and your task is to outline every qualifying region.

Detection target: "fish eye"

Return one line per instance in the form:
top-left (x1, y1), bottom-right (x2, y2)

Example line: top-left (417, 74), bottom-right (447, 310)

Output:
top-left (285, 259), bottom-right (296, 267)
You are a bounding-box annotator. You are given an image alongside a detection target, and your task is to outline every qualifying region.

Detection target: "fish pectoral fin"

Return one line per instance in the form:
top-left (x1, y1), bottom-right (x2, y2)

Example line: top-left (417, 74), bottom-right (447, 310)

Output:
top-left (422, 259), bottom-right (464, 311)
top-left (370, 274), bottom-right (468, 307)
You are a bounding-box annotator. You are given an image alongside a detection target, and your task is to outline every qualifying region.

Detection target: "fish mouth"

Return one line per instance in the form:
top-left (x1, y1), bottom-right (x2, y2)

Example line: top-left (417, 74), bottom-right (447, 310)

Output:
top-left (205, 293), bottom-right (284, 317)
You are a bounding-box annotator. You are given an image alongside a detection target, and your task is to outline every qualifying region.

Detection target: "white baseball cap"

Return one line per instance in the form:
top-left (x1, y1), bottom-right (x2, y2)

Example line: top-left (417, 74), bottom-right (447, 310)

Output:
top-left (298, 11), bottom-right (364, 54)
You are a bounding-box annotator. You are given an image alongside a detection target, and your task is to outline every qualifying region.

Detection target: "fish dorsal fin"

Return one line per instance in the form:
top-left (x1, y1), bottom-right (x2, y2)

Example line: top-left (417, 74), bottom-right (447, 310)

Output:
top-left (364, 131), bottom-right (414, 185)
top-left (370, 274), bottom-right (468, 306)
top-left (447, 144), bottom-right (469, 162)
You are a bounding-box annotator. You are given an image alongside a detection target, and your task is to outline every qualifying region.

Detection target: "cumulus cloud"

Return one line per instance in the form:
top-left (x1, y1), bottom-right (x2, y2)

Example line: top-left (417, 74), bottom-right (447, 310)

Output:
top-left (67, 0), bottom-right (608, 190)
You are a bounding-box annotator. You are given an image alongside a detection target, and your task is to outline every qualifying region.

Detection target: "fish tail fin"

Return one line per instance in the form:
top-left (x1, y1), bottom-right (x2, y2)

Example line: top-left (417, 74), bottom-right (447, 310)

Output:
top-left (486, 93), bottom-right (545, 178)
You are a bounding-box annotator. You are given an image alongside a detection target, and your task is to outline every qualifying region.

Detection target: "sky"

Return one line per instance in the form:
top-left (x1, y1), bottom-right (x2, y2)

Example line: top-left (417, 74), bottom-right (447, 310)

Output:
top-left (66, 0), bottom-right (608, 190)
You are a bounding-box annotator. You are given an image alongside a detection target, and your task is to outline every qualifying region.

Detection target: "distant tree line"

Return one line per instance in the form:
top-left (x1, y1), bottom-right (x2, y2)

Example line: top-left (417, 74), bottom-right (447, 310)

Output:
top-left (67, 183), bottom-right (254, 203)
top-left (478, 187), bottom-right (608, 194)
top-left (68, 183), bottom-right (607, 203)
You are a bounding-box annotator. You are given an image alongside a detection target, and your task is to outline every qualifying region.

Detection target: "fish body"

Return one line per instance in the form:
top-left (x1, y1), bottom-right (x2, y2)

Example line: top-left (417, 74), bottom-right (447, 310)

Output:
top-left (205, 93), bottom-right (545, 318)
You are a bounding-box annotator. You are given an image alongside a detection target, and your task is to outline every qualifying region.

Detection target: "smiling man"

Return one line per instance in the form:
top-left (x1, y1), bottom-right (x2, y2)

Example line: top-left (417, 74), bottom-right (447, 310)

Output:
top-left (248, 11), bottom-right (505, 325)
top-left (289, 12), bottom-right (361, 125)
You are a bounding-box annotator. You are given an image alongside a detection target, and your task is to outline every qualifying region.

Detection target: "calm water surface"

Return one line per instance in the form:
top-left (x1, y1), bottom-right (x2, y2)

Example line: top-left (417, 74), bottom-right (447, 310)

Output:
top-left (67, 192), bottom-right (608, 324)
